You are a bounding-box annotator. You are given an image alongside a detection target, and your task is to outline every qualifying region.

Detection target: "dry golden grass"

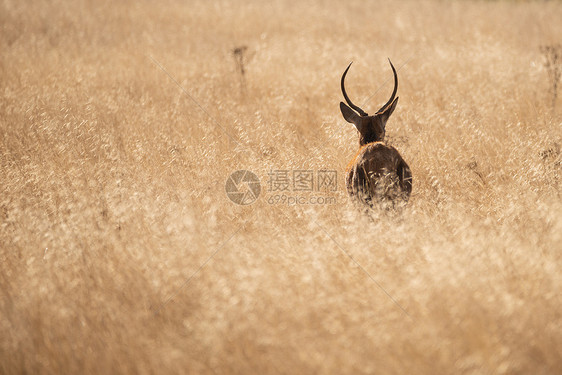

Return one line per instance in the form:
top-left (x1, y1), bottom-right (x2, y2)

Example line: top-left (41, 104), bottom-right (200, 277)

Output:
top-left (1, 0), bottom-right (561, 373)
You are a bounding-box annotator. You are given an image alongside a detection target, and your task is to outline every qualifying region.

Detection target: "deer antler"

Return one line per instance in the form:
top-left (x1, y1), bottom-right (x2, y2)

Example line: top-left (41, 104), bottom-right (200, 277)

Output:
top-left (341, 62), bottom-right (368, 116)
top-left (375, 59), bottom-right (398, 114)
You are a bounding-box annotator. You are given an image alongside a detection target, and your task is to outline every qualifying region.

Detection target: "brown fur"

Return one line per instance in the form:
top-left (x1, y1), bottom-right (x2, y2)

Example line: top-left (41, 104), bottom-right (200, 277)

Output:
top-left (346, 142), bottom-right (412, 209)
top-left (340, 60), bottom-right (412, 209)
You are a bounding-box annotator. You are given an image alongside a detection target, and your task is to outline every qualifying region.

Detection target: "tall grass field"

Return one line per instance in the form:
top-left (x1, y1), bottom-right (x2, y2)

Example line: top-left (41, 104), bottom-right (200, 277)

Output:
top-left (1, 0), bottom-right (561, 373)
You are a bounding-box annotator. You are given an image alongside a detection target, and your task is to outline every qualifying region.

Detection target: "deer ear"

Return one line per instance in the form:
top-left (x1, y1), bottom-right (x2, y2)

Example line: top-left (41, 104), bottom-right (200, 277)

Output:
top-left (379, 97), bottom-right (398, 128)
top-left (340, 102), bottom-right (361, 128)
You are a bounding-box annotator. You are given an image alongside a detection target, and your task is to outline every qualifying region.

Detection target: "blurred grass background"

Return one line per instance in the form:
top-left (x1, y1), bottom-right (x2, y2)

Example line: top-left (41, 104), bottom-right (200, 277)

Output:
top-left (1, 0), bottom-right (561, 373)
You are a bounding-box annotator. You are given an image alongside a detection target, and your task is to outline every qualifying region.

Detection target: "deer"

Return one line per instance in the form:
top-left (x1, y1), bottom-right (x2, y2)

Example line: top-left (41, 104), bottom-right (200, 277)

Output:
top-left (340, 59), bottom-right (412, 210)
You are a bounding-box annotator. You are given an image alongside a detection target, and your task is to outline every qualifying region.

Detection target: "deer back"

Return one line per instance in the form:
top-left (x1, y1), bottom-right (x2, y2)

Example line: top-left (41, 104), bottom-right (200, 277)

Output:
top-left (340, 60), bottom-right (412, 208)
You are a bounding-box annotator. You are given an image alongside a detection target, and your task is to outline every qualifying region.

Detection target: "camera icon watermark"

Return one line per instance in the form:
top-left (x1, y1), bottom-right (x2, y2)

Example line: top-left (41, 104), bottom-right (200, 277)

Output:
top-left (226, 169), bottom-right (338, 206)
top-left (225, 170), bottom-right (261, 205)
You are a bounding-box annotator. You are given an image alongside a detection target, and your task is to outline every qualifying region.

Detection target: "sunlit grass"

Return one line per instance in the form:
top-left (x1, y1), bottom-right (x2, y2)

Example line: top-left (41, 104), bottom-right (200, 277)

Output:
top-left (1, 0), bottom-right (561, 373)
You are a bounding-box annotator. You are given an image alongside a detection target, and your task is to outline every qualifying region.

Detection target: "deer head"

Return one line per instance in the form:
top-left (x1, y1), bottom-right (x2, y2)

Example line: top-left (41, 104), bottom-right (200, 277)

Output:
top-left (340, 59), bottom-right (399, 146)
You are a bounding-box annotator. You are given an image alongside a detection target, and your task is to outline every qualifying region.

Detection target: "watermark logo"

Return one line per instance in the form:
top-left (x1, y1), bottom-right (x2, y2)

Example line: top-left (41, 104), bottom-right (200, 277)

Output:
top-left (266, 194), bottom-right (337, 206)
top-left (226, 169), bottom-right (338, 206)
top-left (225, 170), bottom-right (261, 205)
top-left (265, 169), bottom-right (338, 206)
top-left (267, 170), bottom-right (337, 192)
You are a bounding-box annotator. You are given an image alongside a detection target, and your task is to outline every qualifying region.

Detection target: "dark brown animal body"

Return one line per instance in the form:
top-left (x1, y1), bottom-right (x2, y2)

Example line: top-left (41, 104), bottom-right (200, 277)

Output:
top-left (340, 60), bottom-right (412, 209)
top-left (346, 142), bottom-right (412, 208)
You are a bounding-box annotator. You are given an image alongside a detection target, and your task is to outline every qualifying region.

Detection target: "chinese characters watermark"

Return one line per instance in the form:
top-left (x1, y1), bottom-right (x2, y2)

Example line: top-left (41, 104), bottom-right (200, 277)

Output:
top-left (226, 169), bottom-right (338, 206)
